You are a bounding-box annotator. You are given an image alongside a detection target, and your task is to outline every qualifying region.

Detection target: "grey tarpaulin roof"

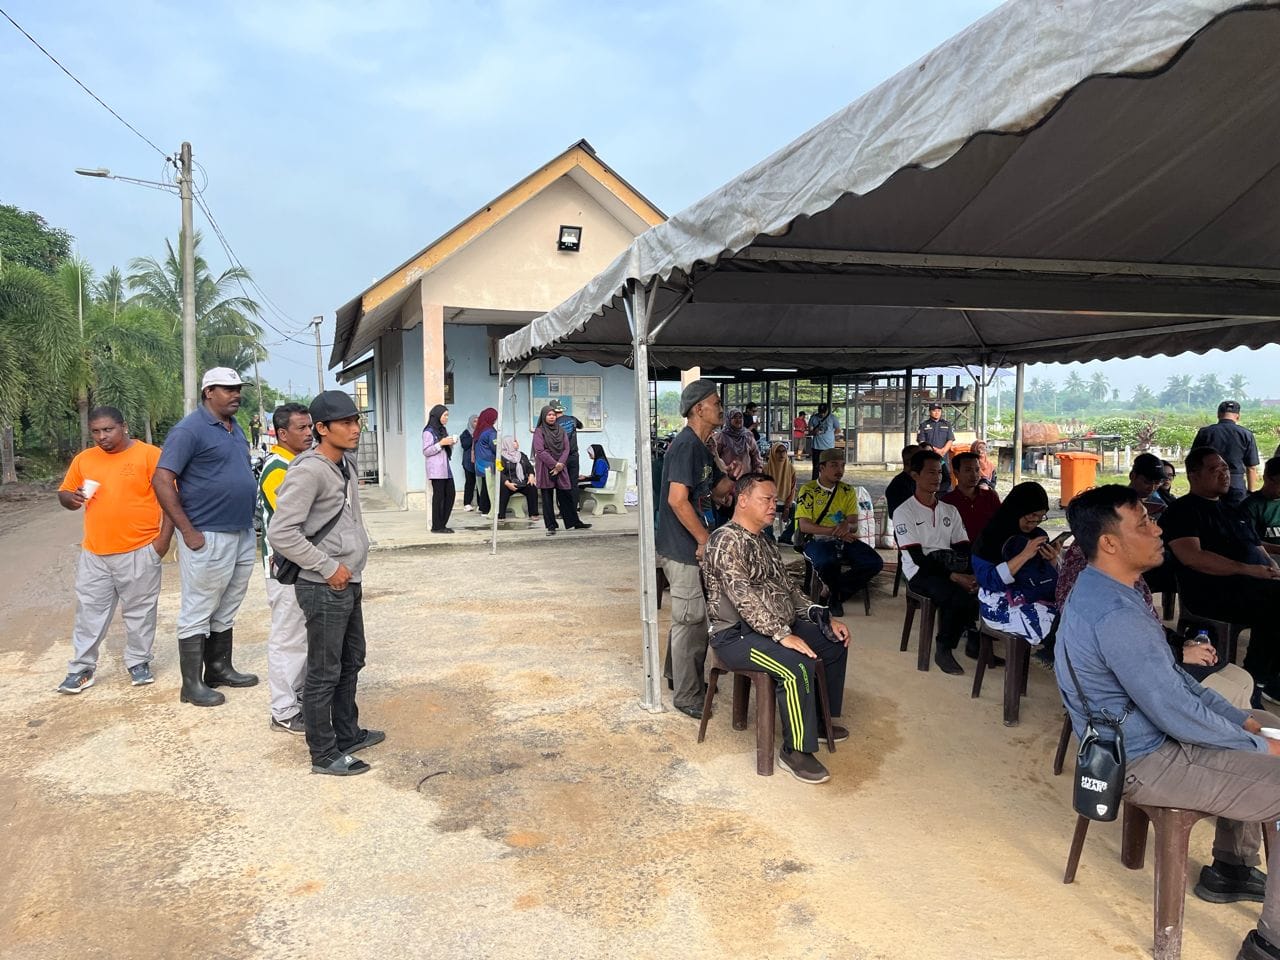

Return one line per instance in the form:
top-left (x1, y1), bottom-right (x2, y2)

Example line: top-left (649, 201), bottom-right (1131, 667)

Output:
top-left (499, 0), bottom-right (1280, 373)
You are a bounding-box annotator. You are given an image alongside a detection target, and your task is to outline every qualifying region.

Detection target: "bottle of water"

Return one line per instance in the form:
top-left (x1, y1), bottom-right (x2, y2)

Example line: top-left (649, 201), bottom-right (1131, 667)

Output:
top-left (1191, 629), bottom-right (1211, 647)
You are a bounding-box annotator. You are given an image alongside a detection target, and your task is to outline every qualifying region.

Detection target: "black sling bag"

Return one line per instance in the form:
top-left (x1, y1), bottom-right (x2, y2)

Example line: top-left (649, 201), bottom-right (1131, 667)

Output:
top-left (1060, 642), bottom-right (1131, 822)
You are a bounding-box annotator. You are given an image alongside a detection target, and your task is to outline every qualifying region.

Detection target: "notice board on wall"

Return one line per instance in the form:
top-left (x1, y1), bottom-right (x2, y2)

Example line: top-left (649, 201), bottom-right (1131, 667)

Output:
top-left (530, 374), bottom-right (603, 431)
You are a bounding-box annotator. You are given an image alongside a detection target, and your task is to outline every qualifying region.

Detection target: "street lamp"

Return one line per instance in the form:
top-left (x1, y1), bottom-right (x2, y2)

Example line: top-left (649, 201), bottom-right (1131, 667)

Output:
top-left (75, 141), bottom-right (198, 414)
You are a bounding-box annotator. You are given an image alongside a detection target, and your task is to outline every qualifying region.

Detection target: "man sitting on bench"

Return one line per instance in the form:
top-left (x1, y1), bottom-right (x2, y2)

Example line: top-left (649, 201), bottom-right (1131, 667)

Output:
top-left (701, 473), bottom-right (851, 785)
top-left (1056, 485), bottom-right (1280, 960)
top-left (794, 448), bottom-right (883, 616)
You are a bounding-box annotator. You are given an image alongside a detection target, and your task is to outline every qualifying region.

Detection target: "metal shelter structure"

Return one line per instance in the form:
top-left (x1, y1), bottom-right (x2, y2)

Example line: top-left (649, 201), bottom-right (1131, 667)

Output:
top-left (496, 0), bottom-right (1280, 712)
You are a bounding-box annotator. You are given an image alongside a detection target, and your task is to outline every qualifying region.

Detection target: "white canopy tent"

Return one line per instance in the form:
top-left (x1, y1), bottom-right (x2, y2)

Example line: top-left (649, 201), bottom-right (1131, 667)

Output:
top-left (497, 0), bottom-right (1280, 711)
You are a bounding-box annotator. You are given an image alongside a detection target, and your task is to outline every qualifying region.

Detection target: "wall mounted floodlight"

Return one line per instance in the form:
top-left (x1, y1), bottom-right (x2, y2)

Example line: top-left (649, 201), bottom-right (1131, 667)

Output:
top-left (557, 225), bottom-right (582, 251)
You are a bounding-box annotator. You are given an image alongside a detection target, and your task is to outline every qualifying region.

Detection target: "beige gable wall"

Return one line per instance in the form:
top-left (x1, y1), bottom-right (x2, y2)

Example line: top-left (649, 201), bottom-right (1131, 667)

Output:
top-left (419, 176), bottom-right (640, 313)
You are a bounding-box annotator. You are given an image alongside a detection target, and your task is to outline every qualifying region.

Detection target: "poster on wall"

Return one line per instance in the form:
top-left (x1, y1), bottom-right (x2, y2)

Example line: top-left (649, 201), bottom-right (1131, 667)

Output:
top-left (530, 375), bottom-right (603, 431)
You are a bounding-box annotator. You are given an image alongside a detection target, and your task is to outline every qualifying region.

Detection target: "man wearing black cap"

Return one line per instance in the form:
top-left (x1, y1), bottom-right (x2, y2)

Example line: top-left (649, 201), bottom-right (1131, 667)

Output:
top-left (269, 390), bottom-right (381, 776)
top-left (917, 402), bottom-right (956, 495)
top-left (1193, 400), bottom-right (1259, 506)
top-left (656, 379), bottom-right (733, 718)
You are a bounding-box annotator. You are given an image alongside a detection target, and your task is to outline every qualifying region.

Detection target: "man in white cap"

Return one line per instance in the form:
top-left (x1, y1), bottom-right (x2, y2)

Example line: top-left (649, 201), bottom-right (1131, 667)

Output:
top-left (153, 367), bottom-right (260, 707)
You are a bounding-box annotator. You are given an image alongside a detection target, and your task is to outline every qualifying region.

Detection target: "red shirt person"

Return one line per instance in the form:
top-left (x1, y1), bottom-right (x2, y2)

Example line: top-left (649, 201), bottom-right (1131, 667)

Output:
top-left (942, 452), bottom-right (1001, 543)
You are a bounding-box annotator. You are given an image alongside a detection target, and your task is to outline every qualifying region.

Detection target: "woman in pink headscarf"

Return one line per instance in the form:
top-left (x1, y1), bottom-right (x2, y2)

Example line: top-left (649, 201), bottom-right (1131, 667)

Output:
top-left (715, 409), bottom-right (763, 479)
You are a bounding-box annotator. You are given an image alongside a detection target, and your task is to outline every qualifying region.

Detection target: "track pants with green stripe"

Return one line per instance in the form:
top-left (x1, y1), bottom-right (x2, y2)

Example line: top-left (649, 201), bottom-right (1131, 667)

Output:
top-left (710, 620), bottom-right (847, 754)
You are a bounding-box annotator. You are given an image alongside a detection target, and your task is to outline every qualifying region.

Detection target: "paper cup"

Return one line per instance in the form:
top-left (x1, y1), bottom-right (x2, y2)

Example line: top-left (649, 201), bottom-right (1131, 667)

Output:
top-left (81, 479), bottom-right (101, 500)
top-left (1260, 727), bottom-right (1280, 740)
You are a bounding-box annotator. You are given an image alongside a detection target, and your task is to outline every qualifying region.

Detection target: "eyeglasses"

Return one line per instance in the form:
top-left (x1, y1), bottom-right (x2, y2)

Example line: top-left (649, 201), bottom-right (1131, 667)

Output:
top-left (1024, 512), bottom-right (1048, 523)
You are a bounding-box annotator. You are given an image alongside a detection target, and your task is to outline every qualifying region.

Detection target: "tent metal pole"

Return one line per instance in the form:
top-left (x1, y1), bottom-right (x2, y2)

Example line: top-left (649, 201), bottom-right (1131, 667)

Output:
top-left (1012, 363), bottom-right (1025, 486)
top-left (490, 366), bottom-right (506, 556)
top-left (626, 279), bottom-right (664, 713)
top-left (903, 366), bottom-right (913, 450)
top-left (979, 360), bottom-right (988, 440)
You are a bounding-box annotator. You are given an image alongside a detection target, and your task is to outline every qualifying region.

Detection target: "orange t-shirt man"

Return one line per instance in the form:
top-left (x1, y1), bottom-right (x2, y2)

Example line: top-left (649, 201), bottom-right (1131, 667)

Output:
top-left (59, 442), bottom-right (164, 555)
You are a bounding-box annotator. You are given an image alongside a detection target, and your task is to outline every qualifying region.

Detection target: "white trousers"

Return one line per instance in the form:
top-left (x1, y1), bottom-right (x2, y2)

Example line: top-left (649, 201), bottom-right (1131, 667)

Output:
top-left (69, 543), bottom-right (163, 672)
top-left (264, 575), bottom-right (308, 721)
top-left (176, 529), bottom-right (256, 637)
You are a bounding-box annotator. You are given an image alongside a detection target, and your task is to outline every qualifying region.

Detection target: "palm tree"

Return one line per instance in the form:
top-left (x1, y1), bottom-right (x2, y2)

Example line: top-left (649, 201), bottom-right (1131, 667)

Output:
top-left (1194, 373), bottom-right (1224, 408)
top-left (1088, 371), bottom-right (1110, 403)
top-left (1227, 374), bottom-right (1249, 403)
top-left (127, 231), bottom-right (266, 376)
top-left (1131, 384), bottom-right (1158, 408)
top-left (94, 266), bottom-right (126, 318)
top-left (0, 263), bottom-right (78, 483)
top-left (1161, 374), bottom-right (1194, 407)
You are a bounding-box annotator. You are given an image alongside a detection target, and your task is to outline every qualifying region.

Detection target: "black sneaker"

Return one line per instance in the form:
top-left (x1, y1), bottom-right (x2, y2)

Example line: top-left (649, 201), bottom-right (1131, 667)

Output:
top-left (675, 703), bottom-right (705, 720)
top-left (778, 748), bottom-right (830, 784)
top-left (1237, 929), bottom-right (1280, 960)
top-left (1194, 861), bottom-right (1266, 904)
top-left (934, 647), bottom-right (965, 675)
top-left (270, 714), bottom-right (306, 735)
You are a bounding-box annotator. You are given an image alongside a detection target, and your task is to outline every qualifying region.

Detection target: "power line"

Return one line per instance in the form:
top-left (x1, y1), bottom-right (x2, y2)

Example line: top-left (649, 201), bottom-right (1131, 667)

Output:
top-left (0, 7), bottom-right (173, 165)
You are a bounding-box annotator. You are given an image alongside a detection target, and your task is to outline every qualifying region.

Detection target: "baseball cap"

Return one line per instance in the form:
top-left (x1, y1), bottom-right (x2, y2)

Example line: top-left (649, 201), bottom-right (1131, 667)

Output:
top-left (201, 367), bottom-right (245, 391)
top-left (309, 390), bottom-right (360, 423)
top-left (928, 402), bottom-right (943, 411)
top-left (1218, 399), bottom-right (1241, 415)
top-left (1131, 453), bottom-right (1165, 482)
top-left (550, 401), bottom-right (565, 413)
top-left (819, 448), bottom-right (845, 464)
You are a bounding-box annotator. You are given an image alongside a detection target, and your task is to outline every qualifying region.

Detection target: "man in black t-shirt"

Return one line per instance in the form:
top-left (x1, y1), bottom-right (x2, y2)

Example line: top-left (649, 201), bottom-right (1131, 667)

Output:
top-left (656, 379), bottom-right (734, 719)
top-left (884, 444), bottom-right (918, 519)
top-left (1161, 447), bottom-right (1280, 694)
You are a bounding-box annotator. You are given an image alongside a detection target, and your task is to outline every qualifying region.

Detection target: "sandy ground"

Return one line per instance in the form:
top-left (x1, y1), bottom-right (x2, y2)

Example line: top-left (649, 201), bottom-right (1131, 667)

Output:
top-left (0, 493), bottom-right (1262, 960)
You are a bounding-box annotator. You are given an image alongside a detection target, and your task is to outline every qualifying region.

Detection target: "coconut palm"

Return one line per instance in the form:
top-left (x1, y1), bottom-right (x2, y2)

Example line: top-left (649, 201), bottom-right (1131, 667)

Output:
top-left (1227, 374), bottom-right (1249, 403)
top-left (1131, 384), bottom-right (1158, 408)
top-left (0, 263), bottom-right (78, 483)
top-left (1194, 373), bottom-right (1224, 408)
top-left (94, 266), bottom-right (126, 317)
top-left (1088, 371), bottom-right (1110, 403)
top-left (1161, 374), bottom-right (1194, 407)
top-left (127, 231), bottom-right (267, 376)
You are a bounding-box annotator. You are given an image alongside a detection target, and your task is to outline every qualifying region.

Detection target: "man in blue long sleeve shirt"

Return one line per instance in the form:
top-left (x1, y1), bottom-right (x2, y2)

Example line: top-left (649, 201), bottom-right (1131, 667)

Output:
top-left (1056, 485), bottom-right (1280, 960)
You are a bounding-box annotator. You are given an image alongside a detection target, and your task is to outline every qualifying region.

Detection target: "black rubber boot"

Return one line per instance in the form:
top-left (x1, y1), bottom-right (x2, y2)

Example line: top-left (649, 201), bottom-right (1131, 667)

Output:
top-left (204, 629), bottom-right (259, 688)
top-left (179, 636), bottom-right (225, 706)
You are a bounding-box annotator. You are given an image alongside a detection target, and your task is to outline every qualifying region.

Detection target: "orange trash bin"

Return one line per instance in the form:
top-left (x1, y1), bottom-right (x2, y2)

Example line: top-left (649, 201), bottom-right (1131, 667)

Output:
top-left (1055, 451), bottom-right (1101, 508)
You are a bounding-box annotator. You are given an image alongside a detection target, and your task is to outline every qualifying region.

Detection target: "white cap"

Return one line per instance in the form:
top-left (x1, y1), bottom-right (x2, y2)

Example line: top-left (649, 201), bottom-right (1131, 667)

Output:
top-left (201, 367), bottom-right (245, 391)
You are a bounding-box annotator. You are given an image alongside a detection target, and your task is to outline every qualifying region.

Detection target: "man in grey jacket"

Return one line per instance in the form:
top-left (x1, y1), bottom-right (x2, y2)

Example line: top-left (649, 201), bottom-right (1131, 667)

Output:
top-left (269, 391), bottom-right (381, 776)
top-left (1056, 485), bottom-right (1280, 960)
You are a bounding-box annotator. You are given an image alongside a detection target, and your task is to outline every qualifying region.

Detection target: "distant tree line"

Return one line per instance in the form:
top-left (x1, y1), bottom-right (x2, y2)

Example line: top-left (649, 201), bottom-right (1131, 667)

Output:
top-left (1024, 370), bottom-right (1252, 416)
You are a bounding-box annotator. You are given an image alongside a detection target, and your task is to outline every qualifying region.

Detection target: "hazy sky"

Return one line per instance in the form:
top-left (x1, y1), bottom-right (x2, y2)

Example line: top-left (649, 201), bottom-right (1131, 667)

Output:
top-left (3, 0), bottom-right (1276, 401)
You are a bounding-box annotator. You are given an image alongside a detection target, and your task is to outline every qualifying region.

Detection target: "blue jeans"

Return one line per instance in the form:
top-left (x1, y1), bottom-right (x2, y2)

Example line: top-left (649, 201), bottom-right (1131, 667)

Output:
top-left (803, 537), bottom-right (884, 602)
top-left (295, 582), bottom-right (367, 764)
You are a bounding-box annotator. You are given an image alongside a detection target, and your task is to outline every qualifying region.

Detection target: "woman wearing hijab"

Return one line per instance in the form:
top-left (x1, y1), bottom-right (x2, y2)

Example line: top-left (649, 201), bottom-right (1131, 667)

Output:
top-left (531, 404), bottom-right (590, 536)
top-left (578, 444), bottom-right (610, 489)
top-left (498, 436), bottom-right (539, 520)
top-left (765, 442), bottom-right (797, 540)
top-left (422, 404), bottom-right (456, 534)
top-left (715, 409), bottom-right (763, 479)
top-left (972, 440), bottom-right (997, 490)
top-left (459, 414), bottom-right (479, 511)
top-left (970, 481), bottom-right (1061, 645)
top-left (472, 407), bottom-right (499, 516)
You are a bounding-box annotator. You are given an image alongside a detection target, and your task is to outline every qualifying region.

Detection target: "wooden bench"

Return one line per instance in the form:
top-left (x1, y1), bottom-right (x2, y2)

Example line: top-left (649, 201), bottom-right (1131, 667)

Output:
top-left (580, 458), bottom-right (630, 516)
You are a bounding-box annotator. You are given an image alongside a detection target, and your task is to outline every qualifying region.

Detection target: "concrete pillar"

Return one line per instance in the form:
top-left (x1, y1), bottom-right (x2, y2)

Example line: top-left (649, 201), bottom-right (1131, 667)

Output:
top-left (679, 367), bottom-right (702, 387)
top-left (422, 298), bottom-right (446, 417)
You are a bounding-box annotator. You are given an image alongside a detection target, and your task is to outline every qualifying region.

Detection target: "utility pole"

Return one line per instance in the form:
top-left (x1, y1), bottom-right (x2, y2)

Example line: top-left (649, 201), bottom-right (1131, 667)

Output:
top-left (311, 315), bottom-right (324, 394)
top-left (253, 353), bottom-right (266, 444)
top-left (179, 142), bottom-right (197, 414)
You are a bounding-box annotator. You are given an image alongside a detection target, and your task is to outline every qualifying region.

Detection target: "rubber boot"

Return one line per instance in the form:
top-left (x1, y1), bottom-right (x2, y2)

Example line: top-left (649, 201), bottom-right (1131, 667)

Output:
top-left (204, 628), bottom-right (259, 688)
top-left (179, 636), bottom-right (225, 706)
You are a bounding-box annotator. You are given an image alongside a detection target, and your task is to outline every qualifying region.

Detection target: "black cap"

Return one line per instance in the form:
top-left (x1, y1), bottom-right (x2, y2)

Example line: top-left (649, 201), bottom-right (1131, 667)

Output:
top-left (1218, 400), bottom-right (1241, 415)
top-left (309, 390), bottom-right (359, 423)
top-left (1131, 453), bottom-right (1165, 482)
top-left (929, 402), bottom-right (943, 411)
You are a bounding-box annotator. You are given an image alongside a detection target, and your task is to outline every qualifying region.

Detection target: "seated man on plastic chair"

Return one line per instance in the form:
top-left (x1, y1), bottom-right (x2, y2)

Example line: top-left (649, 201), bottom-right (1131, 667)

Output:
top-left (701, 473), bottom-right (852, 785)
top-left (1056, 485), bottom-right (1280, 960)
top-left (794, 448), bottom-right (883, 616)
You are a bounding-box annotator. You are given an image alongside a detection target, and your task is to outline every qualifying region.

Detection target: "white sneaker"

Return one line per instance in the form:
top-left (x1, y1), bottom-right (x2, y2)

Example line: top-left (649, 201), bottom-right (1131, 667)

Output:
top-left (464, 505), bottom-right (474, 512)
